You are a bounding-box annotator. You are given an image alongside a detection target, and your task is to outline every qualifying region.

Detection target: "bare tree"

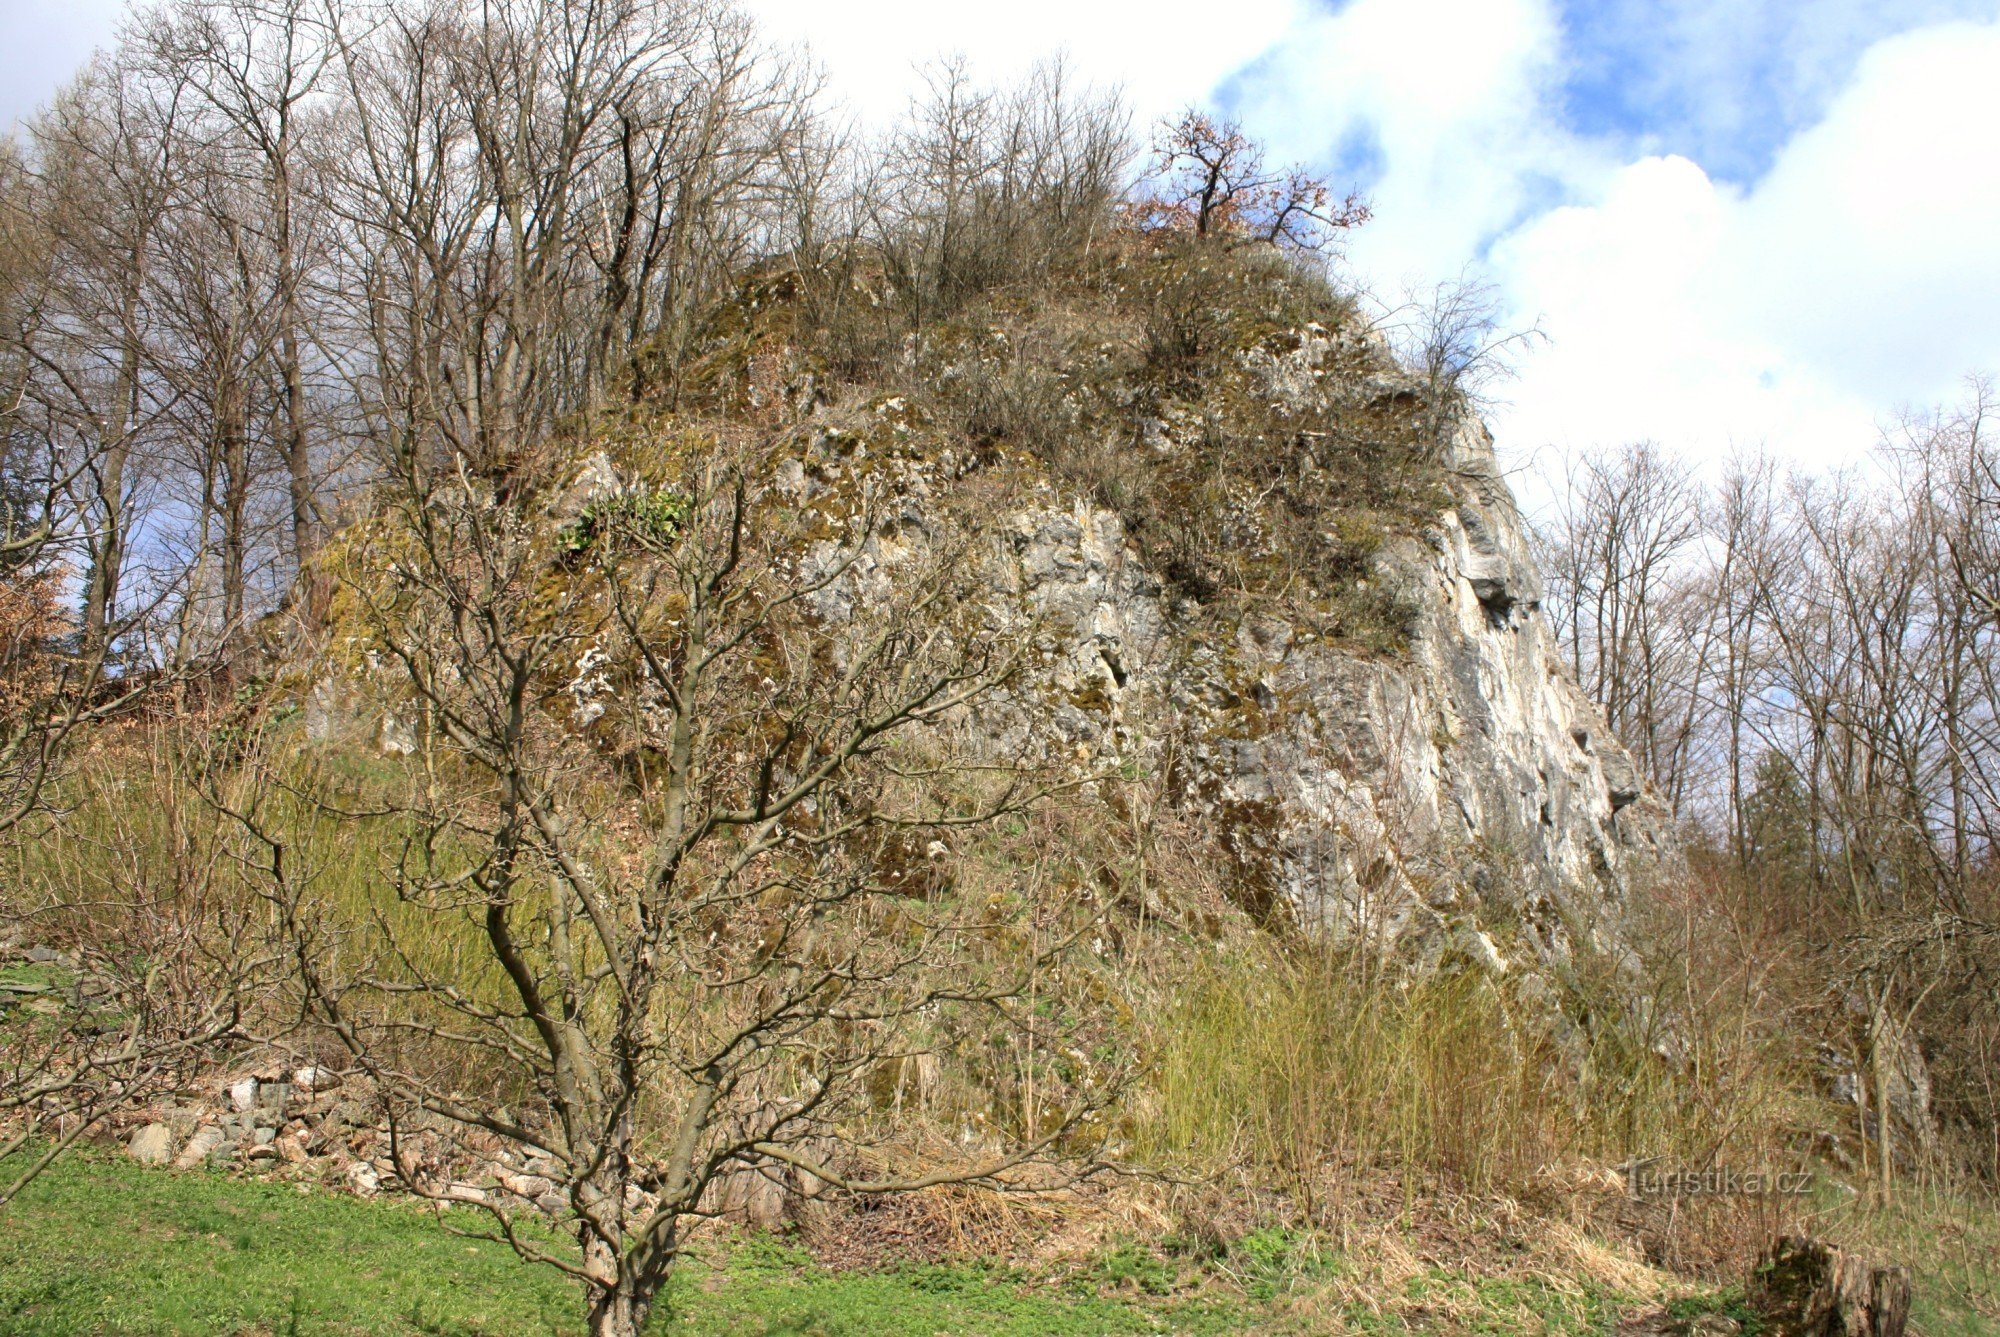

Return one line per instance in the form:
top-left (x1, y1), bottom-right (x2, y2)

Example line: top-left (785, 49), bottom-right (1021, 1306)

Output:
top-left (321, 0), bottom-right (814, 476)
top-left (1540, 392), bottom-right (2000, 1194)
top-left (1380, 274), bottom-right (1544, 458)
top-left (871, 57), bottom-right (1132, 330)
top-left (19, 56), bottom-right (195, 660)
top-left (5, 1), bottom-right (1156, 1242)
top-left (1139, 108), bottom-right (1367, 252)
top-left (217, 442), bottom-right (1116, 1335)
top-left (1, 109), bottom-right (196, 830)
top-left (1537, 441), bottom-right (1706, 803)
top-left (139, 0), bottom-right (338, 611)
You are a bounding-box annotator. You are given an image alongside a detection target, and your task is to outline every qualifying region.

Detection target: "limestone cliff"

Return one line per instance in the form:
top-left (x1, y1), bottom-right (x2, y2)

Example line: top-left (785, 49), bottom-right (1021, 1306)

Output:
top-left (314, 246), bottom-right (1681, 989)
top-left (987, 412), bottom-right (1678, 979)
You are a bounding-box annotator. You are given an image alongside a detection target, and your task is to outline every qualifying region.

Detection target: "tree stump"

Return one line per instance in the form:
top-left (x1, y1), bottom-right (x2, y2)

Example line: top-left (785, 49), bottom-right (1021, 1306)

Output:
top-left (1749, 1236), bottom-right (1911, 1337)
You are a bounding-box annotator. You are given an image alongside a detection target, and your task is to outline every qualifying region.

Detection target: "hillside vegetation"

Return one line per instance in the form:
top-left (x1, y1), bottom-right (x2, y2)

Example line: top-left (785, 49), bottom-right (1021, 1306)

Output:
top-left (1, 1), bottom-right (1995, 1334)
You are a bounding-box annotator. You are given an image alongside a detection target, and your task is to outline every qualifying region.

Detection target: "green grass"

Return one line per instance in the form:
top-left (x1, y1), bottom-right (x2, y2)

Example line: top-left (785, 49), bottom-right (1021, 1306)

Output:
top-left (1267, 1266), bottom-right (1630, 1336)
top-left (0, 964), bottom-right (68, 991)
top-left (1811, 1184), bottom-right (2000, 1337)
top-left (0, 1150), bottom-right (579, 1336)
top-left (0, 1151), bottom-right (1649, 1335)
top-left (0, 1152), bottom-right (1244, 1336)
top-left (658, 1236), bottom-right (1243, 1336)
top-left (11, 1148), bottom-right (1989, 1336)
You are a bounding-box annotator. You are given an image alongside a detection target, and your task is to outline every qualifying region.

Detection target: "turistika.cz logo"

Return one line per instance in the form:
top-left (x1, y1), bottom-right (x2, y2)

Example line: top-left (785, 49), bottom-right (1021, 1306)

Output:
top-left (1623, 1161), bottom-right (1813, 1199)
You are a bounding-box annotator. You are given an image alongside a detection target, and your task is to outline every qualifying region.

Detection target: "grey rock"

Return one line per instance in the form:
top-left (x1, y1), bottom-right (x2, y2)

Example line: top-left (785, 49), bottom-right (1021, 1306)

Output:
top-left (1837, 994), bottom-right (1941, 1156)
top-left (127, 1123), bottom-right (176, 1165)
top-left (175, 1126), bottom-right (228, 1169)
top-left (1599, 748), bottom-right (1643, 811)
top-left (499, 1172), bottom-right (555, 1200)
top-left (307, 674), bottom-right (419, 757)
top-left (868, 403), bottom-right (1680, 1010)
top-left (287, 384), bottom-right (1681, 1042)
top-left (376, 711), bottom-right (417, 756)
top-left (303, 676), bottom-right (356, 744)
top-left (554, 451), bottom-right (625, 520)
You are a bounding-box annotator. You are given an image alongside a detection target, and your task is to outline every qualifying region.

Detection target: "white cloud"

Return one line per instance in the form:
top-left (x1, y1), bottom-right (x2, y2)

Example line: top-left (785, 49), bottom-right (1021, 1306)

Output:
top-left (1724, 20), bottom-right (2000, 402)
top-left (741, 0), bottom-right (1304, 130)
top-left (1489, 16), bottom-right (2000, 492)
top-left (1487, 156), bottom-right (1875, 516)
top-left (1547, 0), bottom-right (1994, 175)
top-left (1227, 0), bottom-right (1595, 286)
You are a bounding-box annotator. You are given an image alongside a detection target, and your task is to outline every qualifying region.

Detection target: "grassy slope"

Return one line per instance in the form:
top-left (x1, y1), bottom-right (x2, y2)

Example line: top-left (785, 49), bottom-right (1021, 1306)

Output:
top-left (4, 1151), bottom-right (1995, 1334)
top-left (1820, 1185), bottom-right (2000, 1337)
top-left (0, 1151), bottom-right (1709, 1337)
top-left (0, 1151), bottom-right (1235, 1337)
top-left (0, 1152), bottom-right (577, 1337)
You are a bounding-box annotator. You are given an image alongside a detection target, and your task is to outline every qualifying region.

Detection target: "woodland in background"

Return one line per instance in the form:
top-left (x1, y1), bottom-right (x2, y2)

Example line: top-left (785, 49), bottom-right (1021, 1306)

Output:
top-left (1536, 407), bottom-right (2000, 1191)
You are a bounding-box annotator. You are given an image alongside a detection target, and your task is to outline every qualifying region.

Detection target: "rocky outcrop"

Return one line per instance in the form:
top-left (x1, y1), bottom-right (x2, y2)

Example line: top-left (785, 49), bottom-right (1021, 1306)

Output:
top-left (308, 388), bottom-right (1678, 995)
top-left (303, 374), bottom-right (1676, 993)
top-left (989, 413), bottom-right (1677, 977)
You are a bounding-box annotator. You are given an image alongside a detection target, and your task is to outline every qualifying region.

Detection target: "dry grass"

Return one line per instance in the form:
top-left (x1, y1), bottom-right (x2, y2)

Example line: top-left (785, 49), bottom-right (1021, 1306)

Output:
top-left (1129, 930), bottom-right (1800, 1222)
top-left (7, 709), bottom-right (1989, 1331)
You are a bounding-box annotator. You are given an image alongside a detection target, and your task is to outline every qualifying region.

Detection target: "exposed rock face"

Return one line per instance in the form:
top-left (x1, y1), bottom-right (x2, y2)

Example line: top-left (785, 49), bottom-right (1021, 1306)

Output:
top-left (306, 390), bottom-right (1675, 984)
top-left (128, 1123), bottom-right (177, 1164)
top-left (992, 414), bottom-right (1677, 974)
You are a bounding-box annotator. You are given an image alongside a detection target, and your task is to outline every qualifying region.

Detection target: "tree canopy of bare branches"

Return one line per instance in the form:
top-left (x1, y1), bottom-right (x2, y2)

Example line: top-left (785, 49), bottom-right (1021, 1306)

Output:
top-left (211, 437), bottom-right (1118, 1333)
top-left (1538, 386), bottom-right (2000, 1190)
top-left (1138, 108), bottom-right (1369, 254)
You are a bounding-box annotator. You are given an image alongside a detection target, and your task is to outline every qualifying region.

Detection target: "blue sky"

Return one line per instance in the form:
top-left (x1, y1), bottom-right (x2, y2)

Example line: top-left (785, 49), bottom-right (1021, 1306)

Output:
top-left (1550, 0), bottom-right (1992, 181)
top-left (9, 0), bottom-right (2000, 505)
top-left (1, 0), bottom-right (127, 130)
top-left (1194, 0), bottom-right (2000, 480)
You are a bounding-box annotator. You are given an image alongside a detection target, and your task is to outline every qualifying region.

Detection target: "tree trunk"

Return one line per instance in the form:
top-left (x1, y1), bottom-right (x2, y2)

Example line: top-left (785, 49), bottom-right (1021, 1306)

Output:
top-left (586, 1294), bottom-right (642, 1337)
top-left (585, 1276), bottom-right (658, 1337)
top-left (1866, 984), bottom-right (1896, 1205)
top-left (1748, 1236), bottom-right (1910, 1337)
top-left (81, 437), bottom-right (128, 661)
top-left (218, 376), bottom-right (251, 644)
top-left (273, 128), bottom-right (319, 616)
top-left (82, 288), bottom-right (143, 661)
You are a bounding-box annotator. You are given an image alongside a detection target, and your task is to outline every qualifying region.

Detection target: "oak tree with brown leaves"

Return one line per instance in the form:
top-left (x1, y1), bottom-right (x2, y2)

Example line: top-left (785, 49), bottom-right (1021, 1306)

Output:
top-left (1141, 109), bottom-right (1369, 252)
